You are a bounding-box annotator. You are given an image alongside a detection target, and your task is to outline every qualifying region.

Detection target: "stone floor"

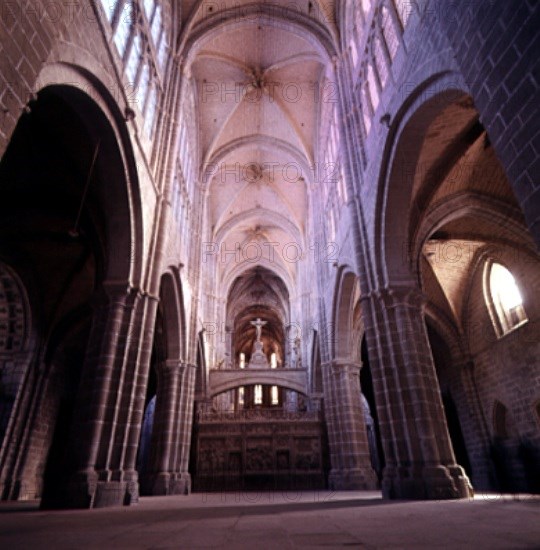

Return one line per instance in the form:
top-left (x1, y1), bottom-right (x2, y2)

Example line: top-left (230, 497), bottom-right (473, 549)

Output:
top-left (0, 491), bottom-right (538, 549)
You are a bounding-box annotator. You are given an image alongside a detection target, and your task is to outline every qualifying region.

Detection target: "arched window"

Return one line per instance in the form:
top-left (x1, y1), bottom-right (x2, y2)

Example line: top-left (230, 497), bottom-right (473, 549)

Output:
top-left (361, 86), bottom-right (372, 135)
top-left (270, 352), bottom-right (277, 369)
top-left (366, 63), bottom-right (380, 111)
top-left (254, 385), bottom-right (263, 405)
top-left (352, 1), bottom-right (368, 45)
top-left (271, 386), bottom-right (279, 405)
top-left (484, 261), bottom-right (527, 337)
top-left (373, 36), bottom-right (389, 88)
top-left (394, 0), bottom-right (413, 27)
top-left (239, 352), bottom-right (245, 369)
top-left (350, 38), bottom-right (359, 68)
top-left (359, 60), bottom-right (378, 139)
top-left (381, 5), bottom-right (400, 60)
top-left (99, 0), bottom-right (170, 139)
top-left (126, 33), bottom-right (142, 83)
top-left (111, 1), bottom-right (133, 57)
top-left (100, 0), bottom-right (117, 20)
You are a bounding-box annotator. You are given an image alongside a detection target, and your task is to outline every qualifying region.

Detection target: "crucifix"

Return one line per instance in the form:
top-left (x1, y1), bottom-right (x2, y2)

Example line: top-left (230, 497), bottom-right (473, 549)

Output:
top-left (250, 317), bottom-right (267, 343)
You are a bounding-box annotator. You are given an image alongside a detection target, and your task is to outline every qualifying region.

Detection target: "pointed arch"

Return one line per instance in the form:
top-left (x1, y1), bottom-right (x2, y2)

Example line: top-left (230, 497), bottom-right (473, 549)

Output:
top-left (331, 266), bottom-right (360, 362)
top-left (158, 267), bottom-right (187, 361)
top-left (34, 63), bottom-right (145, 286)
top-left (374, 73), bottom-right (470, 286)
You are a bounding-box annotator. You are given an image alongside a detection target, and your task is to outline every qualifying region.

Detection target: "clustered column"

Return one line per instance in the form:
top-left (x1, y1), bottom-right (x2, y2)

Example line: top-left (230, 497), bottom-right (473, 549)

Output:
top-left (324, 360), bottom-right (378, 490)
top-left (146, 361), bottom-right (196, 495)
top-left (362, 286), bottom-right (472, 499)
top-left (65, 283), bottom-right (147, 508)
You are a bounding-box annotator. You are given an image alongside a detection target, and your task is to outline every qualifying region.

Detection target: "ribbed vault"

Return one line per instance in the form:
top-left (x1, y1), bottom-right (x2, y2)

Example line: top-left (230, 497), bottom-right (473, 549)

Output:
top-left (181, 2), bottom-right (337, 287)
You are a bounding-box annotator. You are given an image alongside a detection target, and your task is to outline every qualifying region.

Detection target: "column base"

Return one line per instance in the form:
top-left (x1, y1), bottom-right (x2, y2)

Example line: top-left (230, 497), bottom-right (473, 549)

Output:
top-left (328, 468), bottom-right (378, 490)
top-left (447, 464), bottom-right (474, 498)
top-left (144, 472), bottom-right (192, 496)
top-left (40, 470), bottom-right (141, 509)
top-left (382, 464), bottom-right (472, 500)
top-left (40, 471), bottom-right (98, 509)
top-left (0, 478), bottom-right (38, 501)
top-left (94, 480), bottom-right (139, 508)
top-left (170, 472), bottom-right (191, 495)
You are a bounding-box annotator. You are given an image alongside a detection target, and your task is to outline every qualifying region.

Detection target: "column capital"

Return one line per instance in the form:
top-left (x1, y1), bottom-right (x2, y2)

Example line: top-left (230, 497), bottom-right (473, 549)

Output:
top-left (91, 281), bottom-right (143, 308)
top-left (362, 285), bottom-right (427, 310)
top-left (328, 360), bottom-right (362, 374)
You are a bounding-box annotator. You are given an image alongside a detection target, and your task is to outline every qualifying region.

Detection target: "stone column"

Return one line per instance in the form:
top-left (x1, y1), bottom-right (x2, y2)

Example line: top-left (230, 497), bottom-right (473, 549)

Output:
top-left (132, 360), bottom-right (196, 496)
top-left (363, 286), bottom-right (472, 499)
top-left (332, 26), bottom-right (472, 500)
top-left (145, 360), bottom-right (183, 495)
top-left (118, 295), bottom-right (159, 503)
top-left (174, 363), bottom-right (196, 494)
top-left (63, 283), bottom-right (141, 508)
top-left (325, 360), bottom-right (378, 490)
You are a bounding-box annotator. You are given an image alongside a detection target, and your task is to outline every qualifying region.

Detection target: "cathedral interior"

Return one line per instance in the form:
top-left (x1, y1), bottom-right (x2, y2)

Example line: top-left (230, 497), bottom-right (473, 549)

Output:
top-left (0, 0), bottom-right (539, 545)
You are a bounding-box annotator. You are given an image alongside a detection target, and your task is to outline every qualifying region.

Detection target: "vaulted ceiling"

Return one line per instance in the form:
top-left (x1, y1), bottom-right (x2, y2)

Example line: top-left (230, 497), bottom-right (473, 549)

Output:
top-left (180, 1), bottom-right (338, 290)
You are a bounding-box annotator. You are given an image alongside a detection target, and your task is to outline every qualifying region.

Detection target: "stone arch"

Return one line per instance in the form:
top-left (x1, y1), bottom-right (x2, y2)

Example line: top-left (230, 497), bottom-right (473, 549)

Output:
top-left (138, 268), bottom-right (190, 496)
top-left (324, 266), bottom-right (378, 490)
top-left (0, 77), bottom-right (142, 505)
top-left (375, 75), bottom-right (471, 285)
top-left (226, 266), bottom-right (290, 371)
top-left (158, 268), bottom-right (187, 362)
top-left (33, 65), bottom-right (144, 285)
top-left (331, 266), bottom-right (359, 361)
top-left (205, 136), bottom-right (313, 189)
top-left (413, 192), bottom-right (535, 283)
top-left (215, 208), bottom-right (305, 253)
top-left (181, 4), bottom-right (337, 63)
top-left (221, 262), bottom-right (294, 317)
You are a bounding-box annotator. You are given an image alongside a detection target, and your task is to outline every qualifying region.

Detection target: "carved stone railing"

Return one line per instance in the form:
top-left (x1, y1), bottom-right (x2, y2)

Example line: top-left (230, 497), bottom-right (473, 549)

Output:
top-left (198, 409), bottom-right (321, 423)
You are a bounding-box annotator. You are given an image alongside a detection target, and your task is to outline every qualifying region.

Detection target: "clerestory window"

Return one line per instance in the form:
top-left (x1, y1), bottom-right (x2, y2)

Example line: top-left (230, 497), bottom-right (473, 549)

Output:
top-left (484, 261), bottom-right (527, 337)
top-left (98, 0), bottom-right (170, 138)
